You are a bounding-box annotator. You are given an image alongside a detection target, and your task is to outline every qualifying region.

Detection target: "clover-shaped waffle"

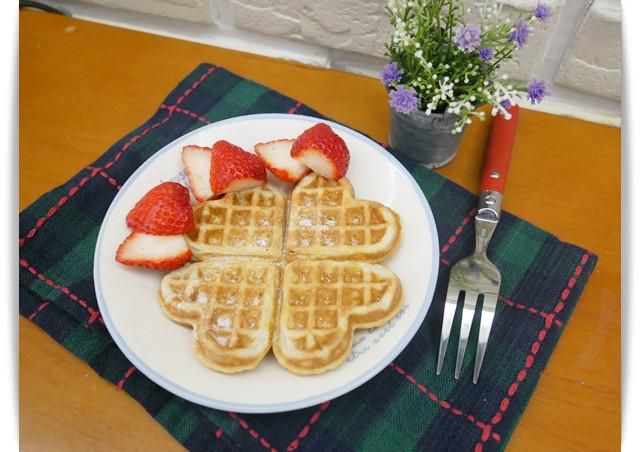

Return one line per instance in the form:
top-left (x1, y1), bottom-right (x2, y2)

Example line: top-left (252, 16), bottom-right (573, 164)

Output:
top-left (159, 174), bottom-right (403, 374)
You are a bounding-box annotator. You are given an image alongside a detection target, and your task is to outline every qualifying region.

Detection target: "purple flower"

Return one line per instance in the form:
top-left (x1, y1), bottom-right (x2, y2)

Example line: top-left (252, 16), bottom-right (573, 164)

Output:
top-left (381, 62), bottom-right (403, 87)
top-left (455, 23), bottom-right (482, 52)
top-left (527, 78), bottom-right (547, 104)
top-left (389, 86), bottom-right (419, 114)
top-left (478, 47), bottom-right (495, 62)
top-left (510, 20), bottom-right (530, 48)
top-left (500, 99), bottom-right (512, 109)
top-left (534, 2), bottom-right (552, 22)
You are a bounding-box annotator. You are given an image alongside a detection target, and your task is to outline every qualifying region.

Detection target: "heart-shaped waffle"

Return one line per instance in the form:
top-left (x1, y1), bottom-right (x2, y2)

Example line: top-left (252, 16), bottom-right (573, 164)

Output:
top-left (159, 259), bottom-right (280, 373)
top-left (286, 173), bottom-right (402, 262)
top-left (273, 260), bottom-right (403, 375)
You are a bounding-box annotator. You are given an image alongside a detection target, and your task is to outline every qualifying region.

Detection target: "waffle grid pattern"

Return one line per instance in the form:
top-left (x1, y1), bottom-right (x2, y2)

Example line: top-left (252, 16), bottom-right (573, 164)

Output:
top-left (283, 260), bottom-right (393, 351)
top-left (286, 175), bottom-right (400, 261)
top-left (187, 186), bottom-right (285, 259)
top-left (165, 262), bottom-right (276, 349)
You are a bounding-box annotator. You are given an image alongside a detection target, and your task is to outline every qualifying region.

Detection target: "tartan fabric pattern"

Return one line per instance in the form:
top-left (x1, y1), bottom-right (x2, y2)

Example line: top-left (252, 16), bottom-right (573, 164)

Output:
top-left (19, 63), bottom-right (597, 451)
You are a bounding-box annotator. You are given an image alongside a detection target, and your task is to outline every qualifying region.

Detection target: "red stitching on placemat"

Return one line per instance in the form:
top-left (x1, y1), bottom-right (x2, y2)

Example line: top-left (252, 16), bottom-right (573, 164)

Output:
top-left (440, 207), bottom-right (477, 255)
top-left (175, 66), bottom-right (217, 106)
top-left (102, 114), bottom-right (171, 172)
top-left (20, 258), bottom-right (101, 325)
top-left (287, 401), bottom-right (331, 451)
top-left (19, 174), bottom-right (93, 247)
top-left (473, 252), bottom-right (592, 450)
top-left (499, 296), bottom-right (563, 327)
top-left (20, 66), bottom-right (217, 247)
top-left (117, 366), bottom-right (137, 389)
top-left (86, 166), bottom-right (122, 189)
top-left (19, 114), bottom-right (171, 247)
top-left (228, 412), bottom-right (277, 452)
top-left (160, 104), bottom-right (212, 124)
top-left (288, 101), bottom-right (303, 114)
top-left (389, 363), bottom-right (499, 443)
top-left (28, 301), bottom-right (50, 321)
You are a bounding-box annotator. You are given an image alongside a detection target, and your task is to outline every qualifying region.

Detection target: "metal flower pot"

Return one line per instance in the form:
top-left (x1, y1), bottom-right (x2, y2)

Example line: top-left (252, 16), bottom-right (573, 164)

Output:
top-left (388, 108), bottom-right (464, 168)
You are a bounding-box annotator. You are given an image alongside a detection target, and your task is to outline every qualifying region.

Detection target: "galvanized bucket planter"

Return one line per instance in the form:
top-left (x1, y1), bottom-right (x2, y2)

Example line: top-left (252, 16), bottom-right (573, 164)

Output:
top-left (388, 108), bottom-right (465, 168)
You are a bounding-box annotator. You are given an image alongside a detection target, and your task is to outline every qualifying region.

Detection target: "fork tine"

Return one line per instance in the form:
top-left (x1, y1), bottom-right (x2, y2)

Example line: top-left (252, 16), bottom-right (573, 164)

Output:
top-left (473, 293), bottom-right (498, 384)
top-left (436, 285), bottom-right (462, 375)
top-left (454, 290), bottom-right (479, 379)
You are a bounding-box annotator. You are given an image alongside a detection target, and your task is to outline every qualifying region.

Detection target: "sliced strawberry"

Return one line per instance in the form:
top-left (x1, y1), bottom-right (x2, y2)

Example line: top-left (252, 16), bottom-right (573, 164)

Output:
top-left (255, 139), bottom-right (310, 183)
top-left (210, 140), bottom-right (267, 195)
top-left (182, 145), bottom-right (214, 202)
top-left (290, 123), bottom-right (350, 180)
top-left (126, 182), bottom-right (194, 235)
top-left (115, 232), bottom-right (191, 270)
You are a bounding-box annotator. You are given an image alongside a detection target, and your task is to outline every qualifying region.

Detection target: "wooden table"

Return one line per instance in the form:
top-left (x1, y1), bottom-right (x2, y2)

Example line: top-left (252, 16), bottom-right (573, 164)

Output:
top-left (19, 9), bottom-right (621, 451)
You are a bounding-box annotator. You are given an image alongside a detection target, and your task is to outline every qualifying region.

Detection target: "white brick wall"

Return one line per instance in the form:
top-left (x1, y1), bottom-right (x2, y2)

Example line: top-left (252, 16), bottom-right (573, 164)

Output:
top-left (555, 0), bottom-right (621, 101)
top-left (57, 0), bottom-right (621, 122)
top-left (229, 0), bottom-right (391, 58)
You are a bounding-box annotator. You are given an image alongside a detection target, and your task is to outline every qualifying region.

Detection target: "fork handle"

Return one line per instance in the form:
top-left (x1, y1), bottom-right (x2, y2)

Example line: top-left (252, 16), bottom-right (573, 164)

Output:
top-left (480, 105), bottom-right (520, 194)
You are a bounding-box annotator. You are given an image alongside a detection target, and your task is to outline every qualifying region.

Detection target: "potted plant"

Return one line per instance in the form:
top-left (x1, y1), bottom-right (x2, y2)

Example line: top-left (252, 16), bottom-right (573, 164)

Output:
top-left (382, 0), bottom-right (552, 167)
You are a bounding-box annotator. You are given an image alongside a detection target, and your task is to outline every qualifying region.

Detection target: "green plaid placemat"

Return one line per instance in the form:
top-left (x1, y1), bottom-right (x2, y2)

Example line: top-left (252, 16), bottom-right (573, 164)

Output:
top-left (19, 63), bottom-right (597, 451)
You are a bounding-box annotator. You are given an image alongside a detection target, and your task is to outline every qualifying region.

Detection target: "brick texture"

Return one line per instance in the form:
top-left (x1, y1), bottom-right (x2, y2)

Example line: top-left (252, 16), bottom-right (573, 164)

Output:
top-left (555, 0), bottom-right (621, 101)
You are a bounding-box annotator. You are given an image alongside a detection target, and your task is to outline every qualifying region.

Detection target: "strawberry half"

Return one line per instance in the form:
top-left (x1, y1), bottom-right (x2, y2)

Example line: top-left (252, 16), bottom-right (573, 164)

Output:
top-left (255, 139), bottom-right (310, 183)
top-left (126, 182), bottom-right (194, 235)
top-left (290, 123), bottom-right (350, 181)
top-left (182, 145), bottom-right (214, 202)
top-left (210, 140), bottom-right (267, 195)
top-left (116, 232), bottom-right (191, 270)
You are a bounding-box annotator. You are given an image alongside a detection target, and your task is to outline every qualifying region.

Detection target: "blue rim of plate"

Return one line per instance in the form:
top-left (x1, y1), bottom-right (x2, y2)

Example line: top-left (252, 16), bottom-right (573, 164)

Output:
top-left (94, 113), bottom-right (440, 413)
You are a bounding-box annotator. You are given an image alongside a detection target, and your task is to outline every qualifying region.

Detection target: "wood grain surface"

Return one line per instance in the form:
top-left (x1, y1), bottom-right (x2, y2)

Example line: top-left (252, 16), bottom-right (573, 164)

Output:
top-left (19, 10), bottom-right (620, 451)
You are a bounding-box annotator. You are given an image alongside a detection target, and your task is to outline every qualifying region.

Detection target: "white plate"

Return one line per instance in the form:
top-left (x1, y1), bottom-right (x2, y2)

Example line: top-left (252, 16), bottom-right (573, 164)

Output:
top-left (94, 114), bottom-right (439, 413)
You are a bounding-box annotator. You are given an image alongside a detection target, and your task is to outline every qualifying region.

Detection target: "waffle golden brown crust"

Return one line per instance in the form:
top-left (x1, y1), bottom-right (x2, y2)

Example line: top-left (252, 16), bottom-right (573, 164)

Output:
top-left (159, 259), bottom-right (280, 373)
top-left (272, 260), bottom-right (403, 375)
top-left (186, 185), bottom-right (286, 260)
top-left (286, 174), bottom-right (402, 262)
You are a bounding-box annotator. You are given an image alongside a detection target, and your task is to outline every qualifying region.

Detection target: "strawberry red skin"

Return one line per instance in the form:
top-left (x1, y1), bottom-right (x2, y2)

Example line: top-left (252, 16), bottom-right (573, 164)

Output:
top-left (210, 140), bottom-right (267, 194)
top-left (126, 182), bottom-right (194, 235)
top-left (291, 123), bottom-right (350, 180)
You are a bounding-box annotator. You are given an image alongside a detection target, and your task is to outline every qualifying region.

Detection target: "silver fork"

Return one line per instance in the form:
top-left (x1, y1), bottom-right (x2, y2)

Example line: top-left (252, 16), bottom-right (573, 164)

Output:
top-left (436, 105), bottom-right (520, 384)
